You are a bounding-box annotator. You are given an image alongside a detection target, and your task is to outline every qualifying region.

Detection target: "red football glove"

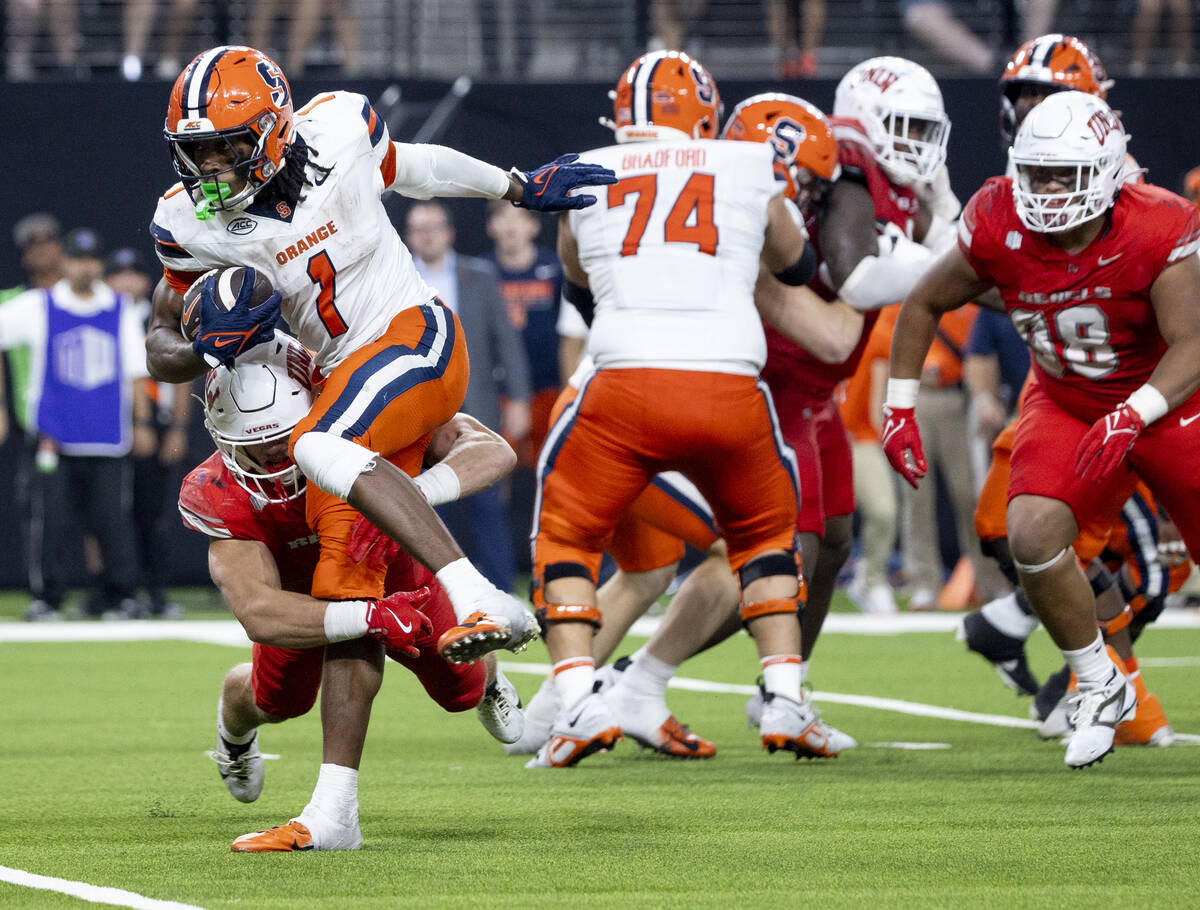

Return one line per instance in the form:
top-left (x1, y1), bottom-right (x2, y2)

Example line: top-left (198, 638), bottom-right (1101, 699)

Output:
top-left (1074, 403), bottom-right (1144, 483)
top-left (881, 405), bottom-right (928, 489)
top-left (365, 587), bottom-right (434, 658)
top-left (347, 514), bottom-right (400, 572)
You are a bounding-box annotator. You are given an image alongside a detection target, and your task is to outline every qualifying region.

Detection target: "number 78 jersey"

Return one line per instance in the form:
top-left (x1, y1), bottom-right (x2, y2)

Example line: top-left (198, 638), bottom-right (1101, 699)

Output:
top-left (959, 176), bottom-right (1200, 422)
top-left (569, 139), bottom-right (780, 376)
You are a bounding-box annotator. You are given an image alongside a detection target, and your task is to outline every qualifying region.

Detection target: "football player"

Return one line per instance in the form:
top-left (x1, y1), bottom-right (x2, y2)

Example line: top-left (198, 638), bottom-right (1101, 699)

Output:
top-left (526, 49), bottom-right (828, 767)
top-left (180, 332), bottom-right (524, 851)
top-left (146, 46), bottom-right (617, 675)
top-left (883, 90), bottom-right (1200, 768)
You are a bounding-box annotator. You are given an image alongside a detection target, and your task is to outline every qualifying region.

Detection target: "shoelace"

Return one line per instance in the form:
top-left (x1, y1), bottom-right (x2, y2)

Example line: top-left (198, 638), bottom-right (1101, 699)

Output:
top-left (1067, 673), bottom-right (1119, 728)
top-left (207, 747), bottom-right (256, 779)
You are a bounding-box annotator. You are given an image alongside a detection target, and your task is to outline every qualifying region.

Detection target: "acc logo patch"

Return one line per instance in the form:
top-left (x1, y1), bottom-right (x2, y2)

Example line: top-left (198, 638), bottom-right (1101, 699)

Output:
top-left (227, 217), bottom-right (257, 235)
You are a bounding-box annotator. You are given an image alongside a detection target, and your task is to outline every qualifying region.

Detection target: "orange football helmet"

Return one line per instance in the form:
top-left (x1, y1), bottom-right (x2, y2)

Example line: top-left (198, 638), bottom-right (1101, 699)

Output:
top-left (607, 50), bottom-right (722, 143)
top-left (721, 93), bottom-right (840, 208)
top-left (1000, 34), bottom-right (1112, 143)
top-left (165, 46), bottom-right (295, 218)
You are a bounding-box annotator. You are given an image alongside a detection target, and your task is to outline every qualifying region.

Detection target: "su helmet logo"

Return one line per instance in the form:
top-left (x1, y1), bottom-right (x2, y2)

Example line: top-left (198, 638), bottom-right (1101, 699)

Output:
top-left (256, 60), bottom-right (291, 109)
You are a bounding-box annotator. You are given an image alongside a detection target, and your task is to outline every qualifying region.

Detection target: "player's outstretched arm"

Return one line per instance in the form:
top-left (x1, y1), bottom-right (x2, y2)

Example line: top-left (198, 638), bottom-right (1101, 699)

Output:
top-left (753, 265), bottom-right (863, 364)
top-left (146, 277), bottom-right (209, 383)
top-left (209, 538), bottom-right (430, 653)
top-left (422, 412), bottom-right (518, 501)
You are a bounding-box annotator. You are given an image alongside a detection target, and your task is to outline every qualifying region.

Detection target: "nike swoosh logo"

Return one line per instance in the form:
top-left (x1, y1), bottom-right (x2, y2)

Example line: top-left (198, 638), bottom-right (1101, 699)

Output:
top-left (397, 619), bottom-right (412, 633)
top-left (212, 335), bottom-right (249, 348)
top-left (1181, 413), bottom-right (1200, 427)
top-left (1097, 253), bottom-right (1123, 266)
top-left (668, 732), bottom-right (700, 752)
top-left (182, 301), bottom-right (197, 324)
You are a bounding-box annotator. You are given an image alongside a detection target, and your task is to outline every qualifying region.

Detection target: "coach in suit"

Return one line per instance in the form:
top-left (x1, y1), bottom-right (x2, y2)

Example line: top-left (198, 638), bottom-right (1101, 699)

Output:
top-left (404, 200), bottom-right (532, 594)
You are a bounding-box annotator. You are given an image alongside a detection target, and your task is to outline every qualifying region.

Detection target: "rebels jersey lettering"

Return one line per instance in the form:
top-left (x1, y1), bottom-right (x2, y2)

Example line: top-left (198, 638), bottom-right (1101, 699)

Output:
top-left (960, 178), bottom-right (1200, 422)
top-left (152, 91), bottom-right (436, 371)
top-left (761, 119), bottom-right (918, 404)
top-left (568, 139), bottom-right (780, 375)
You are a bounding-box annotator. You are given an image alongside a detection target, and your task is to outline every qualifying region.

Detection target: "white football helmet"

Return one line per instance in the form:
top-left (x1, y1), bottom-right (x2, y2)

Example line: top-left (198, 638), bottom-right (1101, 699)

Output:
top-left (1008, 91), bottom-right (1126, 234)
top-left (833, 56), bottom-right (950, 186)
top-left (203, 331), bottom-right (316, 503)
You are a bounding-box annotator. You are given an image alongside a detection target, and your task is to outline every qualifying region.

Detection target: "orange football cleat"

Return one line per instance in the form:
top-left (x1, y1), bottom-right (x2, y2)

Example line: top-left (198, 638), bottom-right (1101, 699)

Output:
top-left (231, 821), bottom-right (314, 853)
top-left (630, 715), bottom-right (716, 758)
top-left (437, 603), bottom-right (538, 664)
top-left (1115, 671), bottom-right (1174, 746)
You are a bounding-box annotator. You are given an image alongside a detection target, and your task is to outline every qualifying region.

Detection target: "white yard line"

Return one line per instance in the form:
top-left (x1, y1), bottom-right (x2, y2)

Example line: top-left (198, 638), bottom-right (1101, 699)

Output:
top-left (1138, 656), bottom-right (1200, 668)
top-left (0, 865), bottom-right (204, 910)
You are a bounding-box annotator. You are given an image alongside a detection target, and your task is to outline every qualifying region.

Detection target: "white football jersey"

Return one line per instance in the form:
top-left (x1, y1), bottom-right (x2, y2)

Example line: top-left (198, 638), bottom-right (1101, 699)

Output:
top-left (151, 91), bottom-right (437, 371)
top-left (568, 139), bottom-right (780, 375)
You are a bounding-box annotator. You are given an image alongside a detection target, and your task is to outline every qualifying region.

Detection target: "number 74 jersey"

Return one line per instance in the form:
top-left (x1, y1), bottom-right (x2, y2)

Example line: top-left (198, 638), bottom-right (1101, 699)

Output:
top-left (150, 90), bottom-right (435, 372)
top-left (569, 139), bottom-right (780, 376)
top-left (959, 176), bottom-right (1200, 423)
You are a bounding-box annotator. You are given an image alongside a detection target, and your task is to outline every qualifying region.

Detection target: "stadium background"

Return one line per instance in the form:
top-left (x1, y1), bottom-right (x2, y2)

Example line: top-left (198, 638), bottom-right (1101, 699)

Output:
top-left (2, 1), bottom-right (1198, 588)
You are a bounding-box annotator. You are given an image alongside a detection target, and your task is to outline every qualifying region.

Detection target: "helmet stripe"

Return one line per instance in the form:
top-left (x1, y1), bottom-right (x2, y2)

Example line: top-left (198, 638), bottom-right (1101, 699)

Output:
top-left (184, 46), bottom-right (229, 119)
top-left (1035, 35), bottom-right (1059, 68)
top-left (633, 52), bottom-right (667, 126)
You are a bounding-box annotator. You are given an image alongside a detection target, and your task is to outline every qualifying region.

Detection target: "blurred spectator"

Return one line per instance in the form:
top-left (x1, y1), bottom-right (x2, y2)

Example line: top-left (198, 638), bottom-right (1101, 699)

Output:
top-left (0, 229), bottom-right (149, 620)
top-left (6, 0), bottom-right (81, 80)
top-left (963, 307), bottom-right (1029, 482)
top-left (1019, 0), bottom-right (1059, 42)
top-left (1131, 0), bottom-right (1192, 75)
top-left (120, 0), bottom-right (202, 81)
top-left (248, 0), bottom-right (362, 77)
top-left (767, 0), bottom-right (824, 78)
top-left (404, 200), bottom-right (531, 593)
top-left (839, 305), bottom-right (900, 614)
top-left (106, 247), bottom-right (190, 616)
top-left (902, 0), bottom-right (996, 73)
top-left (649, 0), bottom-right (705, 51)
top-left (900, 304), bottom-right (1006, 610)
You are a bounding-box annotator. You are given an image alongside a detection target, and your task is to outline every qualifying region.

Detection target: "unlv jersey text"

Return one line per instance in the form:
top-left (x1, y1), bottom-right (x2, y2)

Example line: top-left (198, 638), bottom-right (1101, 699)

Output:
top-left (1018, 286), bottom-right (1112, 305)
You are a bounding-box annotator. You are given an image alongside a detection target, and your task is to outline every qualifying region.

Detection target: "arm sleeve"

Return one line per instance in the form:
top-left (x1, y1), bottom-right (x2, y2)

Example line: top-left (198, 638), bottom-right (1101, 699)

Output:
top-left (386, 143), bottom-right (512, 200)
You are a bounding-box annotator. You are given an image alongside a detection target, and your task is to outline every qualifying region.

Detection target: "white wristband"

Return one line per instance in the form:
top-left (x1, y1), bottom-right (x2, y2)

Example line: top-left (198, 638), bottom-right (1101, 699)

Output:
top-left (885, 377), bottom-right (920, 410)
top-left (323, 600), bottom-right (369, 643)
top-left (414, 462), bottom-right (461, 506)
top-left (1125, 383), bottom-right (1169, 425)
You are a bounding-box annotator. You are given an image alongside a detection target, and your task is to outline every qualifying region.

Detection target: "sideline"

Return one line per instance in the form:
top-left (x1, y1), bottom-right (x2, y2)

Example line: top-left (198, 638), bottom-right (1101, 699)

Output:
top-left (0, 865), bottom-right (205, 910)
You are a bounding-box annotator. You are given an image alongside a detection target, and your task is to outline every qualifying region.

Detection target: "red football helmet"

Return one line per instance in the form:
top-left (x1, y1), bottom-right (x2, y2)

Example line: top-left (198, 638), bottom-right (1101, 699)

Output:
top-left (607, 50), bottom-right (722, 143)
top-left (999, 34), bottom-right (1111, 143)
top-left (721, 93), bottom-right (840, 208)
top-left (165, 46), bottom-right (295, 217)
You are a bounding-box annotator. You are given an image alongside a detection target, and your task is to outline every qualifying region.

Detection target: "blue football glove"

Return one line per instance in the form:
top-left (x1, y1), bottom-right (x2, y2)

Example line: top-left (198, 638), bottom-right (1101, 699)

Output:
top-left (191, 273), bottom-right (282, 369)
top-left (510, 153), bottom-right (618, 212)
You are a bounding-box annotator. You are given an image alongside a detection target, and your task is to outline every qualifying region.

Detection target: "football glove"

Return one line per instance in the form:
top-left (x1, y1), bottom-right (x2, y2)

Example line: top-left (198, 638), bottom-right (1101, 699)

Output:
top-left (1073, 404), bottom-right (1143, 483)
top-left (192, 274), bottom-right (281, 369)
top-left (347, 514), bottom-right (400, 572)
top-left (510, 154), bottom-right (617, 212)
top-left (881, 405), bottom-right (928, 489)
top-left (365, 588), bottom-right (434, 658)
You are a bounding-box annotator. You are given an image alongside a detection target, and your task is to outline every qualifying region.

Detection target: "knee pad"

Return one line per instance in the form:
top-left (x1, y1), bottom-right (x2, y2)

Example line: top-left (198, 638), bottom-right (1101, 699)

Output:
top-left (980, 536), bottom-right (1019, 587)
top-left (1013, 546), bottom-right (1073, 576)
top-left (740, 596), bottom-right (801, 626)
top-left (534, 602), bottom-right (603, 635)
top-left (738, 551), bottom-right (800, 589)
top-left (292, 431), bottom-right (377, 501)
top-left (1097, 604), bottom-right (1133, 637)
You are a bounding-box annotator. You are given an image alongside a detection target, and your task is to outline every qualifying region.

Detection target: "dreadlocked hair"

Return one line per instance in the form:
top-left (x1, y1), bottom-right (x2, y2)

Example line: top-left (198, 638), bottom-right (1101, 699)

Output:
top-left (255, 134), bottom-right (333, 211)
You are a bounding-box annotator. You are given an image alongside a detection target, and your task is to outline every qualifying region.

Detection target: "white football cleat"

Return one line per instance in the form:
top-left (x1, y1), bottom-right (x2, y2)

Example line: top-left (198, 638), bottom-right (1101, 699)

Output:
top-left (760, 691), bottom-right (841, 759)
top-left (592, 655), bottom-right (632, 694)
top-left (476, 669), bottom-right (525, 744)
top-left (746, 680), bottom-right (856, 750)
top-left (208, 731), bottom-right (264, 803)
top-left (504, 677), bottom-right (557, 756)
top-left (1035, 693), bottom-right (1074, 740)
top-left (525, 692), bottom-right (622, 768)
top-left (1063, 668), bottom-right (1137, 769)
top-left (437, 593), bottom-right (540, 664)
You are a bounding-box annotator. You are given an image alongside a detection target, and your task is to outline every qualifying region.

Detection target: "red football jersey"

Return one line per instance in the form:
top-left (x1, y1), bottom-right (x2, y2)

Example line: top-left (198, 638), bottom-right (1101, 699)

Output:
top-left (960, 177), bottom-right (1200, 422)
top-left (761, 118), bottom-right (919, 404)
top-left (179, 452), bottom-right (430, 595)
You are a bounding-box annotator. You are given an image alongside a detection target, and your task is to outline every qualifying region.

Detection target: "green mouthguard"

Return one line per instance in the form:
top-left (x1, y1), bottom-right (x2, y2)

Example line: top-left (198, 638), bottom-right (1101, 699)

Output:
top-left (194, 181), bottom-right (235, 221)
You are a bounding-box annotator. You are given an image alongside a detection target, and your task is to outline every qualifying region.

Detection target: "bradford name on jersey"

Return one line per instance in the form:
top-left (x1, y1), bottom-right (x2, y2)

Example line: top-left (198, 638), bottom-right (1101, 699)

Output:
top-left (959, 177), bottom-right (1200, 421)
top-left (568, 139), bottom-right (779, 376)
top-left (152, 91), bottom-right (436, 371)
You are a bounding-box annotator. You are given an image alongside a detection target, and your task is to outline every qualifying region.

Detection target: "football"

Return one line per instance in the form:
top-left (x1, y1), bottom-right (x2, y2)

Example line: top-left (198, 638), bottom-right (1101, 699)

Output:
top-left (181, 266), bottom-right (276, 341)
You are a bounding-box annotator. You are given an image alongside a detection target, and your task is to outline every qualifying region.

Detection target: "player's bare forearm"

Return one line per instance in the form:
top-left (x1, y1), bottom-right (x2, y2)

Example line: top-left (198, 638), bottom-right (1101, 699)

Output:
top-left (760, 195), bottom-right (809, 273)
top-left (891, 244), bottom-right (990, 379)
top-left (209, 539), bottom-right (333, 648)
top-left (423, 412), bottom-right (517, 498)
top-left (146, 278), bottom-right (207, 382)
top-left (754, 267), bottom-right (863, 364)
top-left (1147, 254), bottom-right (1200, 409)
top-left (820, 180), bottom-right (879, 289)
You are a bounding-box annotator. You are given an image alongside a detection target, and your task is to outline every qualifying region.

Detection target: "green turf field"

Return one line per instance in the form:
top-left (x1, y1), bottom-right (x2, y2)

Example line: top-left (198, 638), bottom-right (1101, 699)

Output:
top-left (2, 607), bottom-right (1198, 908)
